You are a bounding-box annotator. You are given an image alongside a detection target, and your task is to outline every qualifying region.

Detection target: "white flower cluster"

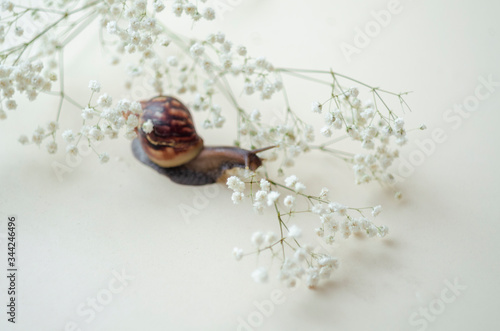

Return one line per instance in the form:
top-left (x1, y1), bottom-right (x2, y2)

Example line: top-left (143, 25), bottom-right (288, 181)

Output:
top-left (71, 80), bottom-right (144, 161)
top-left (0, 61), bottom-right (54, 119)
top-left (2, 1), bottom-right (411, 290)
top-left (313, 202), bottom-right (388, 244)
top-left (235, 224), bottom-right (341, 289)
top-left (18, 120), bottom-right (59, 154)
top-left (227, 176), bottom-right (286, 213)
top-left (278, 250), bottom-right (340, 288)
top-left (18, 80), bottom-right (143, 161)
top-left (98, 1), bottom-right (219, 103)
top-left (169, 0), bottom-right (215, 21)
top-left (228, 174), bottom-right (388, 288)
top-left (98, 3), bottom-right (335, 179)
top-left (203, 32), bottom-right (282, 101)
top-left (312, 87), bottom-right (408, 185)
top-left (100, 1), bottom-right (162, 60)
top-left (99, 0), bottom-right (215, 25)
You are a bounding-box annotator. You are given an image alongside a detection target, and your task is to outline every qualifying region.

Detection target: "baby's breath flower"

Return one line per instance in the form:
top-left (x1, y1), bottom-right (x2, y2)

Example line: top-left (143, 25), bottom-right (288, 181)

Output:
top-left (348, 87), bottom-right (359, 98)
top-left (99, 152), bottom-right (110, 164)
top-left (251, 232), bottom-right (264, 247)
top-left (124, 129), bottom-right (137, 140)
top-left (227, 176), bottom-right (245, 192)
top-left (319, 187), bottom-right (329, 199)
top-left (5, 99), bottom-right (17, 110)
top-left (311, 204), bottom-right (323, 215)
top-left (243, 82), bottom-right (254, 95)
top-left (202, 7), bottom-right (215, 20)
top-left (320, 126), bottom-right (332, 137)
top-left (47, 121), bottom-right (58, 132)
top-left (142, 119), bottom-right (154, 133)
top-left (311, 101), bottom-right (322, 113)
top-left (88, 80), bottom-right (101, 93)
top-left (62, 129), bottom-right (75, 143)
top-left (66, 144), bottom-right (78, 156)
top-left (378, 225), bottom-right (389, 237)
top-left (287, 225), bottom-right (302, 239)
top-left (259, 178), bottom-right (270, 192)
top-left (106, 21), bottom-right (117, 34)
top-left (154, 0), bottom-right (165, 12)
top-left (190, 42), bottom-right (205, 57)
top-left (231, 191), bottom-right (244, 204)
top-left (251, 267), bottom-right (268, 283)
top-left (213, 31), bottom-right (224, 43)
top-left (253, 201), bottom-right (264, 213)
top-left (315, 228), bottom-right (324, 237)
top-left (233, 247), bottom-right (243, 261)
top-left (394, 118), bottom-right (405, 129)
top-left (255, 56), bottom-right (267, 68)
top-left (284, 195), bottom-right (295, 208)
top-left (172, 2), bottom-right (183, 16)
top-left (250, 109), bottom-right (260, 121)
top-left (294, 248), bottom-right (307, 262)
top-left (202, 119), bottom-right (212, 129)
top-left (284, 175), bottom-right (298, 188)
top-left (330, 202), bottom-right (347, 216)
top-left (237, 45), bottom-right (247, 56)
top-left (318, 256), bottom-right (338, 269)
top-left (1, 0), bottom-right (13, 12)
top-left (89, 127), bottom-right (104, 141)
top-left (18, 135), bottom-right (29, 145)
top-left (81, 107), bottom-right (94, 120)
top-left (254, 190), bottom-right (267, 202)
top-left (372, 205), bottom-right (382, 217)
top-left (366, 225), bottom-right (378, 237)
top-left (97, 93), bottom-right (112, 107)
top-left (31, 133), bottom-right (43, 146)
top-left (126, 114), bottom-right (139, 128)
top-left (294, 182), bottom-right (306, 193)
top-left (160, 37), bottom-right (171, 47)
top-left (267, 191), bottom-right (280, 206)
top-left (184, 3), bottom-right (196, 16)
top-left (46, 141), bottom-right (57, 154)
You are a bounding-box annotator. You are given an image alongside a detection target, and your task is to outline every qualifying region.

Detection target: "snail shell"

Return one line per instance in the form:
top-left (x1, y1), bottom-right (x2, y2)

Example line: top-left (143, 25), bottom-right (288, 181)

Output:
top-left (132, 96), bottom-right (271, 186)
top-left (138, 96), bottom-right (203, 167)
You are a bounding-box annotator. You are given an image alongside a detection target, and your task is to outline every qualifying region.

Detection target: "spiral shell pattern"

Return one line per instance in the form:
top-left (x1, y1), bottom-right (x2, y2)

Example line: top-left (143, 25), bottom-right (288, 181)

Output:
top-left (138, 96), bottom-right (204, 168)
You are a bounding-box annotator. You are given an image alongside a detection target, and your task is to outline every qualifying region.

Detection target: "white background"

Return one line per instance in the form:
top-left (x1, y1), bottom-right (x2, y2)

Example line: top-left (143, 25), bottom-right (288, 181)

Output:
top-left (1, 0), bottom-right (500, 330)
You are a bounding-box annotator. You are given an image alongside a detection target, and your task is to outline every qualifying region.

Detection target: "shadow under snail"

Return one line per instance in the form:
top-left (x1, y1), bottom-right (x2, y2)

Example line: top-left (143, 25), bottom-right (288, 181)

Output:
top-left (130, 96), bottom-right (274, 186)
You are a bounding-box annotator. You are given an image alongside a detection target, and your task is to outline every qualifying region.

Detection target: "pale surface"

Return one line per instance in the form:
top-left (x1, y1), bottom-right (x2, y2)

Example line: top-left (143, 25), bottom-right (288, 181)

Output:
top-left (1, 0), bottom-right (500, 330)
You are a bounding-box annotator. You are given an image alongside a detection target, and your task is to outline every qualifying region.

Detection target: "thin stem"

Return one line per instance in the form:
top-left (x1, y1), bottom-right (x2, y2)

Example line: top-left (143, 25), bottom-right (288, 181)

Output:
top-left (56, 49), bottom-right (64, 122)
top-left (277, 67), bottom-right (411, 97)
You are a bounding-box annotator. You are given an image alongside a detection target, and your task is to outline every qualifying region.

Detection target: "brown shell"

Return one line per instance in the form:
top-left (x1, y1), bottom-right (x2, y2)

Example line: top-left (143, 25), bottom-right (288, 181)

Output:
top-left (138, 96), bottom-right (204, 168)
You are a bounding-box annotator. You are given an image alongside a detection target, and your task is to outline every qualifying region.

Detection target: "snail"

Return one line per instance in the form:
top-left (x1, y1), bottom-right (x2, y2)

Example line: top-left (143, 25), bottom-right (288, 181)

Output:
top-left (130, 96), bottom-right (274, 186)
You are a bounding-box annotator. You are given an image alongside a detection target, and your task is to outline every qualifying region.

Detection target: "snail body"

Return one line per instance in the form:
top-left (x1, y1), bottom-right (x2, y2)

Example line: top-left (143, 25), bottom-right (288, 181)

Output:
top-left (131, 96), bottom-right (270, 186)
